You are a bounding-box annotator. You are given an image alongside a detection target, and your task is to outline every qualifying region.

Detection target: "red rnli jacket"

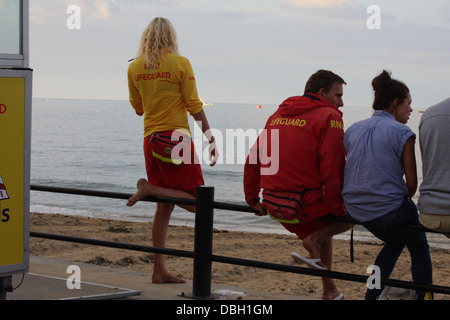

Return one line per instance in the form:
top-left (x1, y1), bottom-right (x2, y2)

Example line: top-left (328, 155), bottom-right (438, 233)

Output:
top-left (244, 94), bottom-right (346, 219)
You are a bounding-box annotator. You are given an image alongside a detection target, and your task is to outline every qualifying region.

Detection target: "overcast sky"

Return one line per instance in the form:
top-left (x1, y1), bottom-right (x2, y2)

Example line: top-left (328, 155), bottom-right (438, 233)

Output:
top-left (28, 0), bottom-right (450, 108)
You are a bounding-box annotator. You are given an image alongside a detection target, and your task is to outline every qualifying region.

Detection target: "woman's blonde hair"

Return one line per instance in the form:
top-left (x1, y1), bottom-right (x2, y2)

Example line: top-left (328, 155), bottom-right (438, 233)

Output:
top-left (137, 17), bottom-right (179, 67)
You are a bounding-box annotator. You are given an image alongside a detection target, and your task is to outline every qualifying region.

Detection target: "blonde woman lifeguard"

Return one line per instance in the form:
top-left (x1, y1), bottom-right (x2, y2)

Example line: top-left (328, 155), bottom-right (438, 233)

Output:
top-left (127, 17), bottom-right (218, 284)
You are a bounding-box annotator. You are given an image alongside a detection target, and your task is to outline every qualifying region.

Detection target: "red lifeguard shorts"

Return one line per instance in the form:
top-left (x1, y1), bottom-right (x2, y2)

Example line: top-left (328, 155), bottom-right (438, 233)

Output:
top-left (267, 189), bottom-right (345, 240)
top-left (281, 220), bottom-right (327, 240)
top-left (280, 209), bottom-right (345, 240)
top-left (143, 131), bottom-right (204, 197)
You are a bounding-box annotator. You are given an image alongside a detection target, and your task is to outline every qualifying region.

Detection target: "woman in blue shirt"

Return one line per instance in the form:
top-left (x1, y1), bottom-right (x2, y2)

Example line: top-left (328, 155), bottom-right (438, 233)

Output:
top-left (342, 70), bottom-right (432, 300)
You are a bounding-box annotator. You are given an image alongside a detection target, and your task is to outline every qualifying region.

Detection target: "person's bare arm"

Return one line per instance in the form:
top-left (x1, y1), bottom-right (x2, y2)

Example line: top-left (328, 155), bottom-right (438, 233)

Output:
top-left (192, 110), bottom-right (218, 166)
top-left (402, 136), bottom-right (418, 197)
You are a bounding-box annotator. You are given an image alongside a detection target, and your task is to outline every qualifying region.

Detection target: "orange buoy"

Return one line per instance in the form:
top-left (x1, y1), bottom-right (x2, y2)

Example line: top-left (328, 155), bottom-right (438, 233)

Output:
top-left (257, 104), bottom-right (262, 109)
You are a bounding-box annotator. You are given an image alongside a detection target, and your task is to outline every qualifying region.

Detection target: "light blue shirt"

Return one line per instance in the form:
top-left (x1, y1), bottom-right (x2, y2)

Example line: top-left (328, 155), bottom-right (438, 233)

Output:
top-left (342, 111), bottom-right (415, 222)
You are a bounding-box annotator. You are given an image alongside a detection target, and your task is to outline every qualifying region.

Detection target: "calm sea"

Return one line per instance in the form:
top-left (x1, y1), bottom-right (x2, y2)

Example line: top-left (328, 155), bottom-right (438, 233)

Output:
top-left (30, 98), bottom-right (449, 248)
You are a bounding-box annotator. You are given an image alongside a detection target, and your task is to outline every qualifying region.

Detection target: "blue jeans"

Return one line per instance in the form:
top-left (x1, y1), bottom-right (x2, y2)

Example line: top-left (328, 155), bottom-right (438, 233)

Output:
top-left (363, 196), bottom-right (433, 300)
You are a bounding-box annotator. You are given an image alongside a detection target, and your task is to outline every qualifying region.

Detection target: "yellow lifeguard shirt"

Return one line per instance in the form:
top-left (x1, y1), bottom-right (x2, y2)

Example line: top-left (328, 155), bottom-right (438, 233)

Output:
top-left (128, 53), bottom-right (204, 137)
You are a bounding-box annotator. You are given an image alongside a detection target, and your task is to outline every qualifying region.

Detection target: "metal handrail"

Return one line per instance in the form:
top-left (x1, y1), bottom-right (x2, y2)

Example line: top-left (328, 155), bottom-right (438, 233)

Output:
top-left (30, 184), bottom-right (450, 299)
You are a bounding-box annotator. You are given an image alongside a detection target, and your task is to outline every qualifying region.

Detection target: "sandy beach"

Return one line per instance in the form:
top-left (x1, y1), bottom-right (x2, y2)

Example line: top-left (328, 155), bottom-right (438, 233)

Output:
top-left (29, 212), bottom-right (449, 300)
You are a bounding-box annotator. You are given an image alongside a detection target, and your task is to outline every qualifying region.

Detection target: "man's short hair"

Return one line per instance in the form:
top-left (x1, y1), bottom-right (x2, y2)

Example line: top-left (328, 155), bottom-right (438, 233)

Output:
top-left (304, 70), bottom-right (346, 94)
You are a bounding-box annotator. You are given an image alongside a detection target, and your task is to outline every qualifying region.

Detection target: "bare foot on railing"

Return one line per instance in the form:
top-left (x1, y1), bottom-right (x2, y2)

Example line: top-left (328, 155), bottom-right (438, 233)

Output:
top-left (152, 272), bottom-right (186, 284)
top-left (127, 178), bottom-right (153, 207)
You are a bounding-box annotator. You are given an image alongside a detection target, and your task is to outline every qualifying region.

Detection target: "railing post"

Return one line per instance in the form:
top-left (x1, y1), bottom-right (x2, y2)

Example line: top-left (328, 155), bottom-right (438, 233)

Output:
top-left (0, 276), bottom-right (12, 300)
top-left (191, 186), bottom-right (215, 299)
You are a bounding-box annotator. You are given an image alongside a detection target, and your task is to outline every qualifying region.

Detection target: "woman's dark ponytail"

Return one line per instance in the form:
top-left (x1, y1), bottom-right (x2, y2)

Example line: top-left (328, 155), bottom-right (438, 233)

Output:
top-left (372, 70), bottom-right (409, 111)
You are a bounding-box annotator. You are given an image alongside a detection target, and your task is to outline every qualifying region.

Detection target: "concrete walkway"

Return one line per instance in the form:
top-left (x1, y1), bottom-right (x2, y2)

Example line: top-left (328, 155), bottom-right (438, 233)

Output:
top-left (7, 256), bottom-right (307, 300)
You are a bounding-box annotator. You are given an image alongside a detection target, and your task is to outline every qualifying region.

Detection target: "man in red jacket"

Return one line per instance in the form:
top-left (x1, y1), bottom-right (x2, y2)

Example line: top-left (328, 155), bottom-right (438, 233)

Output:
top-left (244, 70), bottom-right (352, 300)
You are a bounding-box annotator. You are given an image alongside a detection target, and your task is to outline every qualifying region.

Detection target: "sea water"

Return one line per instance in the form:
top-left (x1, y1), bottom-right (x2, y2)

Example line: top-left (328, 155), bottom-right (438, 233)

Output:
top-left (30, 98), bottom-right (449, 248)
